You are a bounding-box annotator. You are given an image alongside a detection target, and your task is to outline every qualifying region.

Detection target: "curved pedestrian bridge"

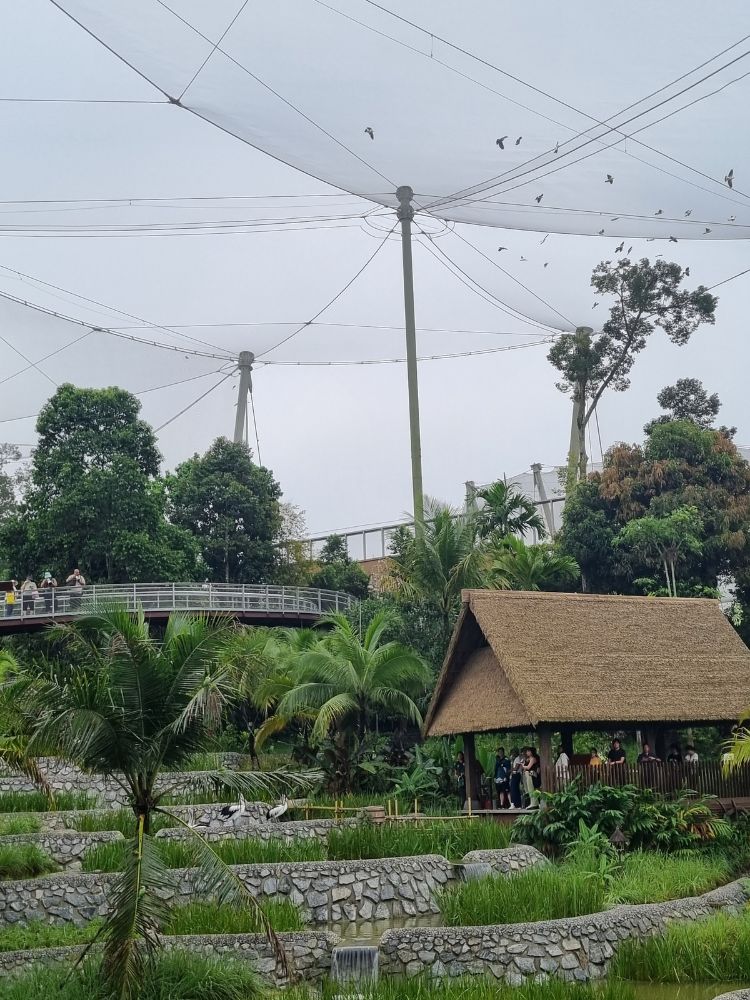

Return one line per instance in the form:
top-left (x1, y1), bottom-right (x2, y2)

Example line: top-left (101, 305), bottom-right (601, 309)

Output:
top-left (0, 583), bottom-right (353, 634)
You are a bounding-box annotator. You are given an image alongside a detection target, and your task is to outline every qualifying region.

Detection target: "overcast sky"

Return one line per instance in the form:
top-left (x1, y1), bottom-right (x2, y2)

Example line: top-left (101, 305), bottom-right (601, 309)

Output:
top-left (1, 1), bottom-right (748, 542)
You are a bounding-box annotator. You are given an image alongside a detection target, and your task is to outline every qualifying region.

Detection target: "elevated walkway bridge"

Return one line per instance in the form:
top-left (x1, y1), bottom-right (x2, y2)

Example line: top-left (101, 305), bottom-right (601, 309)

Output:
top-left (0, 583), bottom-right (353, 635)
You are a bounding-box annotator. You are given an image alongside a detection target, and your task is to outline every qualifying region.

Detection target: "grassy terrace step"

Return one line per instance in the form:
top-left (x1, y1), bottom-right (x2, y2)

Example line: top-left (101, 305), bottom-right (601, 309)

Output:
top-left (438, 851), bottom-right (732, 925)
top-left (612, 908), bottom-right (750, 981)
top-left (0, 843), bottom-right (58, 880)
top-left (0, 792), bottom-right (95, 814)
top-left (82, 837), bottom-right (326, 872)
top-left (0, 900), bottom-right (303, 953)
top-left (0, 952), bottom-right (265, 1000)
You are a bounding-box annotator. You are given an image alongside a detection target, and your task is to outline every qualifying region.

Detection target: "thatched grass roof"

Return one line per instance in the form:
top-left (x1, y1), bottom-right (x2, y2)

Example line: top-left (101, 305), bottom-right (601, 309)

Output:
top-left (424, 590), bottom-right (750, 736)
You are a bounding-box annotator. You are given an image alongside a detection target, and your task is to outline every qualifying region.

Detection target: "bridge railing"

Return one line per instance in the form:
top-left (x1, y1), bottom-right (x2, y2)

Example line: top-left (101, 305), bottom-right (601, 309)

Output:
top-left (2, 583), bottom-right (353, 622)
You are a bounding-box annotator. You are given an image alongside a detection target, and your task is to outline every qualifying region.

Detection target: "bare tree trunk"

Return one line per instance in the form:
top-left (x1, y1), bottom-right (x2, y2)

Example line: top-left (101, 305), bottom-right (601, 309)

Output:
top-left (669, 560), bottom-right (678, 598)
top-left (663, 559), bottom-right (672, 597)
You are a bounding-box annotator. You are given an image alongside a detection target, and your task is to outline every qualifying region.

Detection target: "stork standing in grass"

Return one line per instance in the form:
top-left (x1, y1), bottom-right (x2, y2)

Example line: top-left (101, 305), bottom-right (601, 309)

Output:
top-left (219, 793), bottom-right (247, 824)
top-left (266, 795), bottom-right (288, 822)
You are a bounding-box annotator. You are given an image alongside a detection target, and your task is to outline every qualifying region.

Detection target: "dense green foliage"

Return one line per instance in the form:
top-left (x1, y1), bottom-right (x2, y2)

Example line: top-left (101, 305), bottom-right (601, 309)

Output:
top-left (613, 909), bottom-right (750, 981)
top-left (0, 814), bottom-right (41, 835)
top-left (0, 385), bottom-right (199, 582)
top-left (167, 437), bottom-right (282, 584)
top-left (439, 850), bottom-right (729, 925)
top-left (307, 534), bottom-right (370, 598)
top-left (0, 842), bottom-right (57, 879)
top-left (558, 418), bottom-right (750, 595)
top-left (0, 954), bottom-right (265, 1000)
top-left (512, 781), bottom-right (730, 855)
top-left (72, 810), bottom-right (174, 836)
top-left (327, 819), bottom-right (511, 860)
top-left (0, 918), bottom-right (102, 952)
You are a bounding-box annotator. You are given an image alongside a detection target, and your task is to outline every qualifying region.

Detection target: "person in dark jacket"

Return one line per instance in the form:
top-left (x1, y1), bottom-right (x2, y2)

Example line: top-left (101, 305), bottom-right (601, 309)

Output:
top-left (493, 746), bottom-right (511, 809)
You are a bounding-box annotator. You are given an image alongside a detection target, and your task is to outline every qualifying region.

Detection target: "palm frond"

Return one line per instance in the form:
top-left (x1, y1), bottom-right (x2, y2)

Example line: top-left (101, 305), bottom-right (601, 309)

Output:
top-left (370, 686), bottom-right (423, 726)
top-left (101, 815), bottom-right (173, 1000)
top-left (154, 767), bottom-right (322, 804)
top-left (311, 693), bottom-right (358, 743)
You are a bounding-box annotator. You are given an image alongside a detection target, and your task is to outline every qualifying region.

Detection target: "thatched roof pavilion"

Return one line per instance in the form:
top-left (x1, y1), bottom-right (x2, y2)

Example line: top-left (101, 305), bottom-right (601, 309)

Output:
top-left (423, 590), bottom-right (750, 804)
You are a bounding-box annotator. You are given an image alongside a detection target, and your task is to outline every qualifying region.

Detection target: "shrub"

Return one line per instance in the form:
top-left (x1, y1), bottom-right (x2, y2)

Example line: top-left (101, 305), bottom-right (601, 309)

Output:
top-left (0, 843), bottom-right (58, 879)
top-left (0, 815), bottom-right (41, 836)
top-left (328, 820), bottom-right (510, 861)
top-left (0, 953), bottom-right (265, 1000)
top-left (512, 781), bottom-right (728, 855)
top-left (612, 909), bottom-right (750, 981)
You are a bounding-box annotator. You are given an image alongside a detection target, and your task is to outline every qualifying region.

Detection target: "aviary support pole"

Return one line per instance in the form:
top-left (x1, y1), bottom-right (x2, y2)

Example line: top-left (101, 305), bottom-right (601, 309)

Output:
top-left (537, 726), bottom-right (553, 789)
top-left (397, 185), bottom-right (424, 535)
top-left (233, 351), bottom-right (255, 445)
top-left (565, 327), bottom-right (593, 492)
top-left (462, 731), bottom-right (477, 812)
top-left (531, 463), bottom-right (556, 539)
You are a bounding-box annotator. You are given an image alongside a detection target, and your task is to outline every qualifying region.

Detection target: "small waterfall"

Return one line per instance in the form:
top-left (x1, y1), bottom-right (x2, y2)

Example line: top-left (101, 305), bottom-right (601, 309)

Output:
top-left (331, 944), bottom-right (379, 986)
top-left (459, 861), bottom-right (493, 882)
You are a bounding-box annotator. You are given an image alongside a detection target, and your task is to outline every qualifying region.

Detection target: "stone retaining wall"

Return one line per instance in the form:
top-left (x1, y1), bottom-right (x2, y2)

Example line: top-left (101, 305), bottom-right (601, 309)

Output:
top-left (462, 845), bottom-right (546, 874)
top-left (0, 757), bottom-right (247, 809)
top-left (0, 930), bottom-right (335, 986)
top-left (155, 817), bottom-right (356, 843)
top-left (0, 831), bottom-right (123, 868)
top-left (0, 854), bottom-right (461, 926)
top-left (379, 878), bottom-right (750, 983)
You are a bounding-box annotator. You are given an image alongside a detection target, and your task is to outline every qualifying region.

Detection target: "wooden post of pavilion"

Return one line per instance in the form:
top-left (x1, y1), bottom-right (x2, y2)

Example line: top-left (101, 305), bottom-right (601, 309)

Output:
top-left (537, 726), bottom-right (553, 790)
top-left (463, 732), bottom-right (477, 811)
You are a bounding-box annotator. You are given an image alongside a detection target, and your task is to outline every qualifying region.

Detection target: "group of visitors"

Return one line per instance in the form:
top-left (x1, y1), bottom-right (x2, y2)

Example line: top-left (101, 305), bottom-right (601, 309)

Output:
top-left (4, 568), bottom-right (86, 617)
top-left (553, 738), bottom-right (700, 770)
top-left (454, 745), bottom-right (542, 811)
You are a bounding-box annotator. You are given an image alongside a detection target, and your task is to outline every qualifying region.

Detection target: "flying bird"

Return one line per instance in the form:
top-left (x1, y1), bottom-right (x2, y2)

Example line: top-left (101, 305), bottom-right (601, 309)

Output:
top-left (535, 193), bottom-right (544, 204)
top-left (725, 168), bottom-right (734, 189)
top-left (364, 127), bottom-right (374, 140)
top-left (520, 256), bottom-right (528, 261)
top-left (668, 236), bottom-right (678, 243)
top-left (515, 136), bottom-right (523, 145)
top-left (540, 233), bottom-right (550, 245)
top-left (646, 237), bottom-right (656, 242)
top-left (615, 241), bottom-right (625, 253)
top-left (655, 253), bottom-right (664, 258)
top-left (598, 228), bottom-right (605, 235)
top-left (610, 217), bottom-right (620, 221)
top-left (265, 796), bottom-right (289, 822)
top-left (684, 209), bottom-right (692, 217)
top-left (685, 267), bottom-right (690, 276)
top-left (729, 215), bottom-right (736, 222)
top-left (655, 209), bottom-right (663, 216)
top-left (628, 246), bottom-right (633, 254)
top-left (605, 174), bottom-right (614, 184)
top-left (497, 246), bottom-right (508, 252)
top-left (704, 227), bottom-right (712, 234)
top-left (592, 302), bottom-right (599, 309)
top-left (554, 141), bottom-right (559, 154)
top-left (496, 136), bottom-right (508, 149)
top-left (543, 262), bottom-right (549, 268)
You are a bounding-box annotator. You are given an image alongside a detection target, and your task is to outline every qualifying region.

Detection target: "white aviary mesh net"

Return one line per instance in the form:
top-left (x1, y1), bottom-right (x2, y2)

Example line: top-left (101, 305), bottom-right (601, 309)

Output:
top-left (51, 0), bottom-right (750, 240)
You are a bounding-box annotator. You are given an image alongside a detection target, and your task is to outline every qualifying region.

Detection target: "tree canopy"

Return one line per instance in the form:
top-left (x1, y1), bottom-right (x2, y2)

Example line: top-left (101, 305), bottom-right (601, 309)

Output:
top-left (0, 385), bottom-right (198, 583)
top-left (167, 437), bottom-right (281, 584)
top-left (307, 533), bottom-right (370, 598)
top-left (548, 258), bottom-right (717, 487)
top-left (558, 419), bottom-right (750, 596)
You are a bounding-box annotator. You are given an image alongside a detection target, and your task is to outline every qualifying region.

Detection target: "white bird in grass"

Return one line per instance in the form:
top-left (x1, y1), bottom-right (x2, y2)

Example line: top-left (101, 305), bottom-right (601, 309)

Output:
top-left (266, 795), bottom-right (289, 822)
top-left (186, 807), bottom-right (212, 830)
top-left (219, 793), bottom-right (246, 821)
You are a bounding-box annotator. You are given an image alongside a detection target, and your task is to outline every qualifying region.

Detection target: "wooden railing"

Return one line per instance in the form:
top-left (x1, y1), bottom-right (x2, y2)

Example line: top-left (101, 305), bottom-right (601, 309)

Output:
top-left (541, 761), bottom-right (750, 800)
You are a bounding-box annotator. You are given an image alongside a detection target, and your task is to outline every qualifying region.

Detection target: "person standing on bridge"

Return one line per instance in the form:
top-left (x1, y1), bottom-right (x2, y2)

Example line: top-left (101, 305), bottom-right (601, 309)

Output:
top-left (65, 568), bottom-right (86, 611)
top-left (39, 571), bottom-right (57, 614)
top-left (4, 580), bottom-right (18, 618)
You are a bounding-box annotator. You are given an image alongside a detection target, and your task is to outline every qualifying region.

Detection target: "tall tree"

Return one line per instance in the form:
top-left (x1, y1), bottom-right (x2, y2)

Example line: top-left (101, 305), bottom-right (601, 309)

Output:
top-left (476, 480), bottom-right (546, 540)
top-left (0, 609), bottom-right (317, 998)
top-left (615, 505), bottom-right (704, 597)
top-left (167, 437), bottom-right (281, 584)
top-left (548, 258), bottom-right (717, 489)
top-left (0, 386), bottom-right (198, 582)
top-left (558, 420), bottom-right (750, 596)
top-left (644, 378), bottom-right (735, 437)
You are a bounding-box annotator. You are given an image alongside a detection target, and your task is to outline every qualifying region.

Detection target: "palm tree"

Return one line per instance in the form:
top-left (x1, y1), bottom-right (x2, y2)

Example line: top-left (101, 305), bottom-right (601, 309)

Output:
top-left (391, 497), bottom-right (485, 640)
top-left (476, 480), bottom-right (547, 540)
top-left (0, 608), bottom-right (318, 999)
top-left (268, 611), bottom-right (429, 751)
top-left (487, 536), bottom-right (579, 591)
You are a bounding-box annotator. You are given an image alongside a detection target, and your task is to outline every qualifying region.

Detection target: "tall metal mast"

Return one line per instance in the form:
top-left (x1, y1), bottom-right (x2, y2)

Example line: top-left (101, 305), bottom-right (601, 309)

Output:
top-left (233, 350), bottom-right (255, 445)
